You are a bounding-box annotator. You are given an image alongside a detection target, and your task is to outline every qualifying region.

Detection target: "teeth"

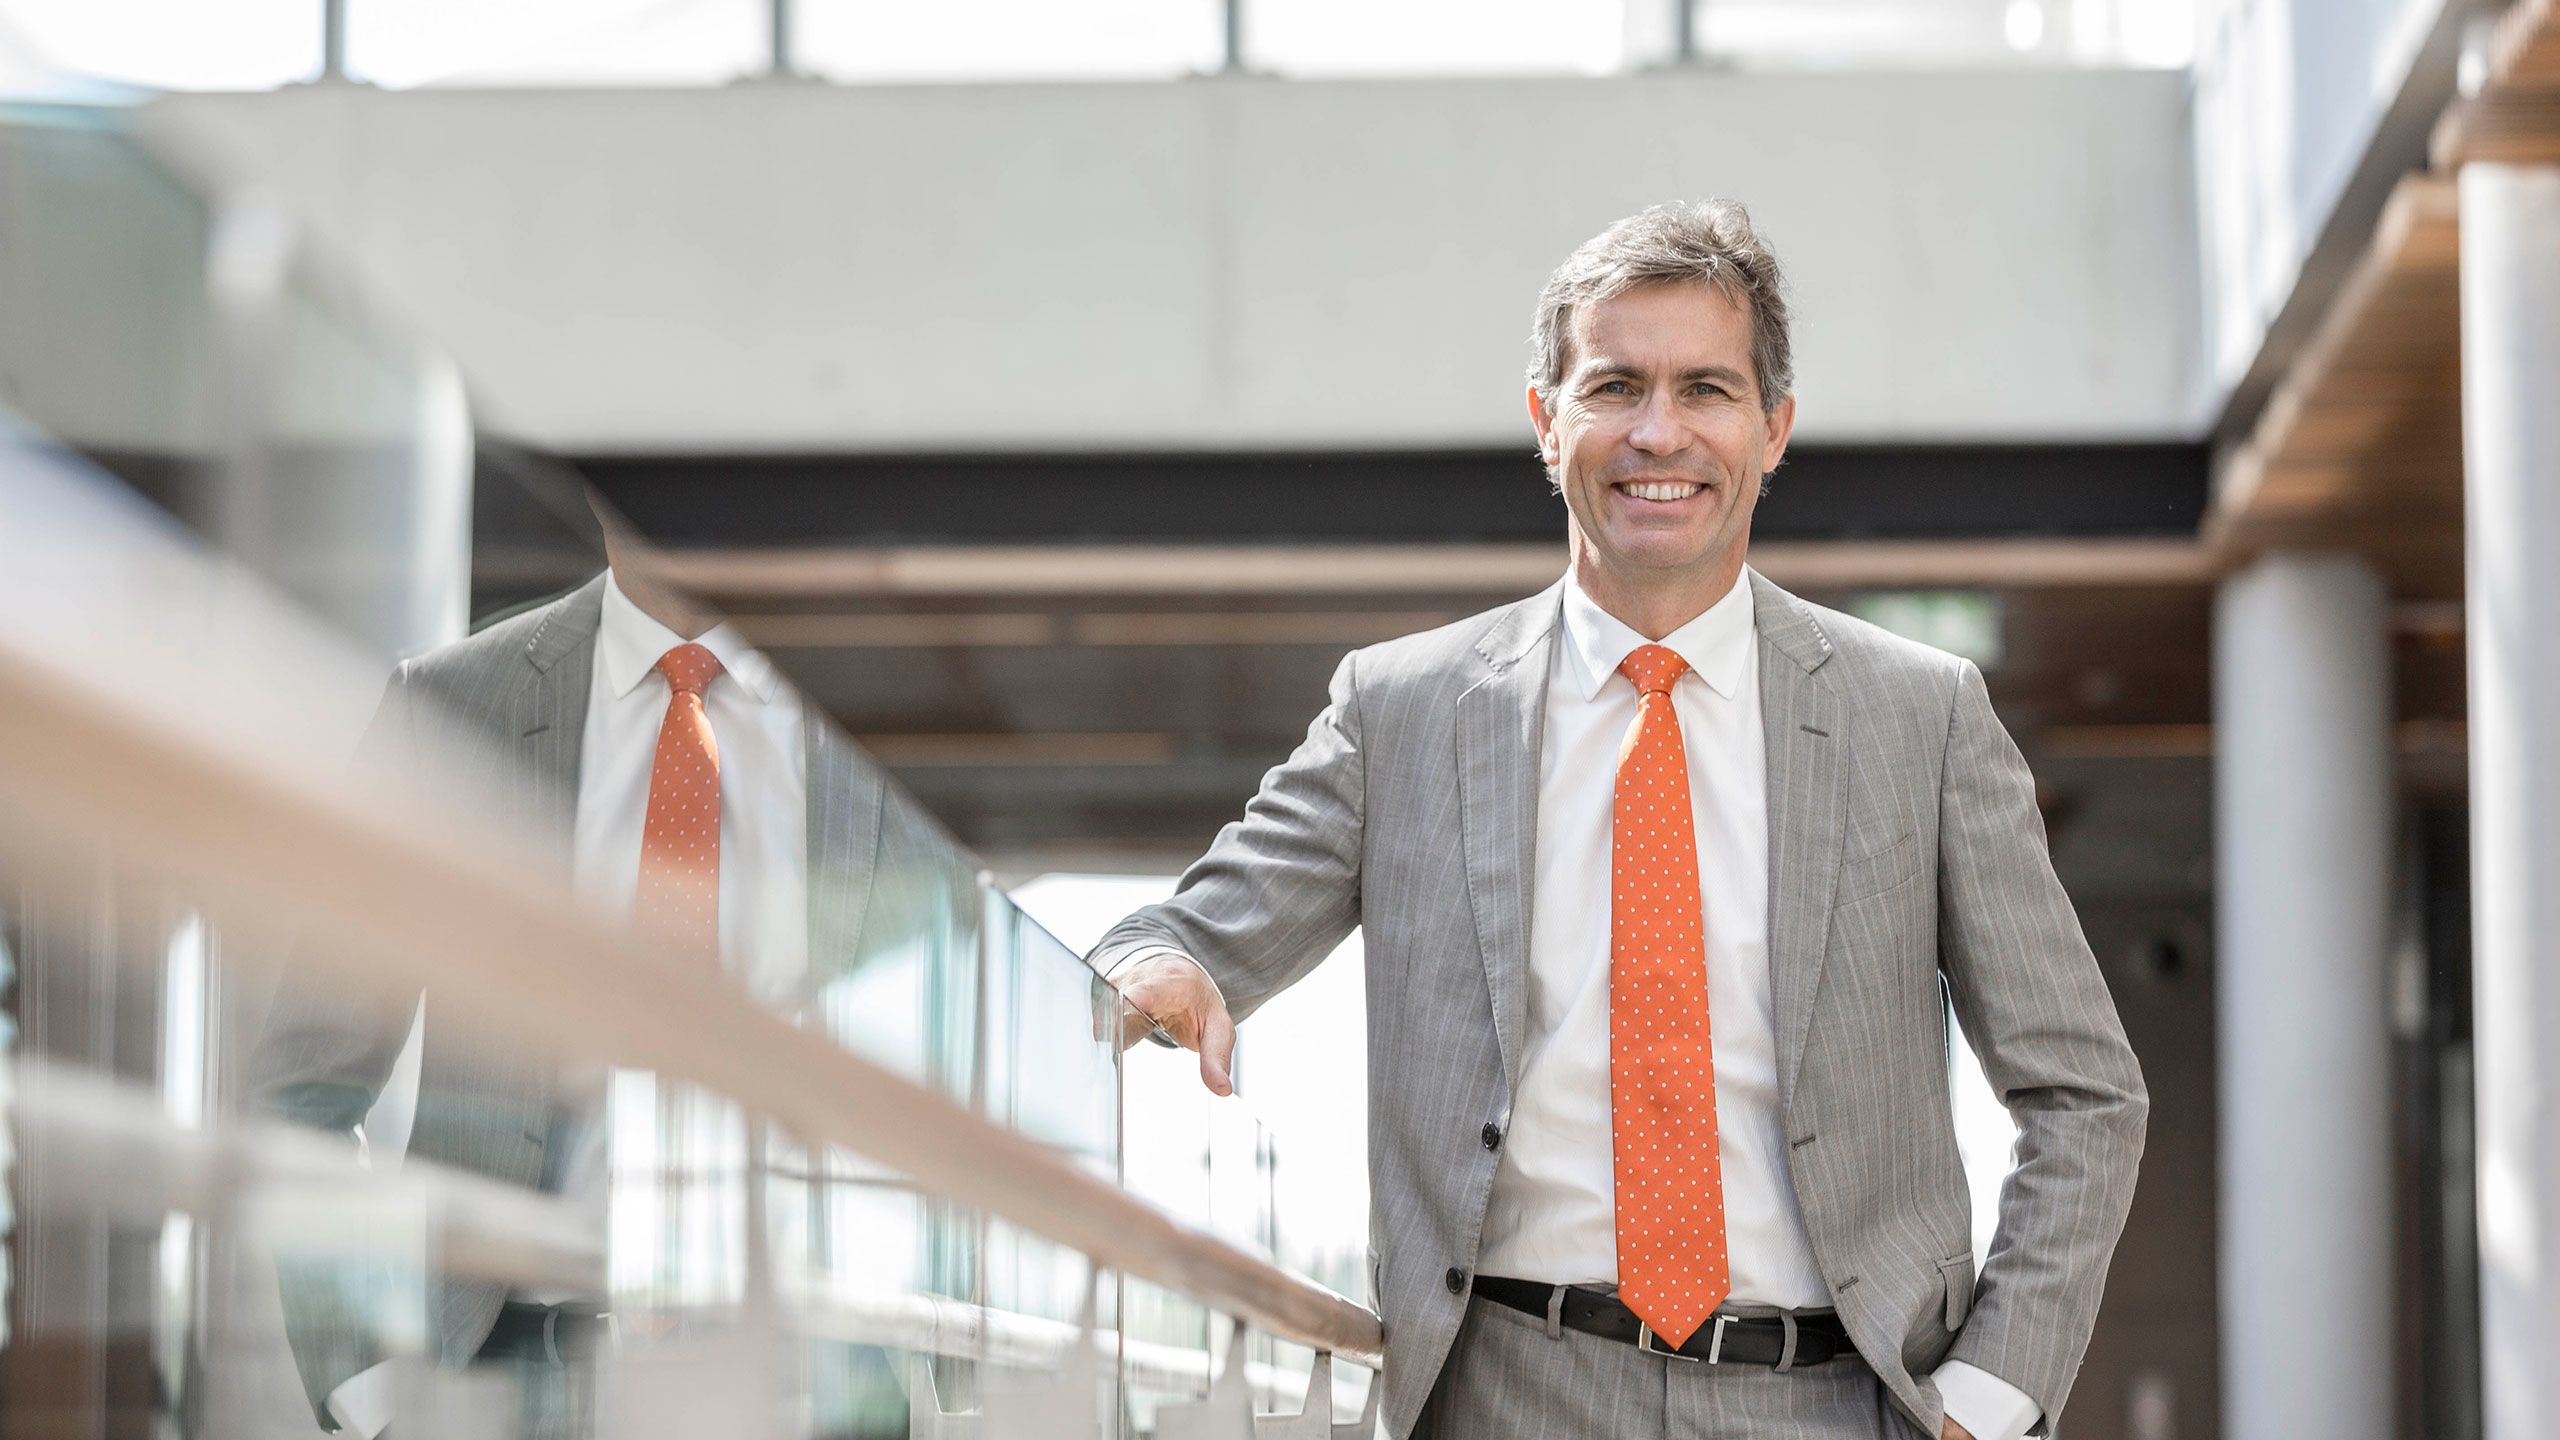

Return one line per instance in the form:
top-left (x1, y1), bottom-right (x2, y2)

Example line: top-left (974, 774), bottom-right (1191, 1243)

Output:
top-left (1623, 481), bottom-right (1702, 501)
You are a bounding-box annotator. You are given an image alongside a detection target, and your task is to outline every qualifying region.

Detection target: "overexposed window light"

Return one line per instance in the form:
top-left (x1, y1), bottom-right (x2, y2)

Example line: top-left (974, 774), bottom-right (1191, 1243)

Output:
top-left (2116, 0), bottom-right (2198, 70)
top-left (1, 0), bottom-right (2209, 90)
top-left (2004, 0), bottom-right (2047, 53)
top-left (1248, 0), bottom-right (1626, 77)
top-left (1950, 1003), bottom-right (2021, 1265)
top-left (1849, 589), bottom-right (2007, 669)
top-left (0, 0), bottom-right (316, 90)
top-left (800, 0), bottom-right (1220, 83)
top-left (350, 0), bottom-right (762, 89)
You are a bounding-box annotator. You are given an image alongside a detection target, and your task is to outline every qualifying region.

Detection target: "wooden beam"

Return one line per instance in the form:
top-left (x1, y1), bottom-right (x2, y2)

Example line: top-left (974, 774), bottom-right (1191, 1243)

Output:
top-left (652, 538), bottom-right (2213, 601)
top-left (2434, 0), bottom-right (2560, 167)
top-left (2041, 721), bottom-right (2468, 760)
top-left (2207, 173), bottom-right (2464, 565)
top-left (855, 732), bottom-right (1181, 767)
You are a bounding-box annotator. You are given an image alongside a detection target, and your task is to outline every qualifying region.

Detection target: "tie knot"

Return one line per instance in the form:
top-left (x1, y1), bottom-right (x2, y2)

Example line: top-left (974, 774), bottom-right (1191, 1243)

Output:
top-left (1618, 644), bottom-right (1689, 697)
top-left (656, 642), bottom-right (723, 697)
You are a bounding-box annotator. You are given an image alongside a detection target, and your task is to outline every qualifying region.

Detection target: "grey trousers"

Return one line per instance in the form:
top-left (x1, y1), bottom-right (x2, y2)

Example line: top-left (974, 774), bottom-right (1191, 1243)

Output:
top-left (1420, 1296), bottom-right (1929, 1439)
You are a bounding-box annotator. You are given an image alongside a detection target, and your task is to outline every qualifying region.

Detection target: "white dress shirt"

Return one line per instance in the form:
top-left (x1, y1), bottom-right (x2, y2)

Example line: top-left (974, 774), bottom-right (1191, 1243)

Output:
top-left (329, 572), bottom-right (808, 1438)
top-left (574, 571), bottom-right (808, 1004)
top-left (1480, 569), bottom-right (1813, 1294)
top-left (1477, 570), bottom-right (2038, 1440)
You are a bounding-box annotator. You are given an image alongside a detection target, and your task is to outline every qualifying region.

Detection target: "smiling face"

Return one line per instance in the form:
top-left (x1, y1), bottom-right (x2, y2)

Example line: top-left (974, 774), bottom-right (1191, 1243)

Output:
top-left (1529, 279), bottom-right (1796, 634)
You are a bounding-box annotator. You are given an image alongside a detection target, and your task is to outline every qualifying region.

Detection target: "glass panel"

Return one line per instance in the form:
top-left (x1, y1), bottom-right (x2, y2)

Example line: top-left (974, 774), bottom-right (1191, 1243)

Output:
top-left (983, 903), bottom-right (1119, 1177)
top-left (0, 107), bottom-right (216, 477)
top-left (807, 743), bottom-right (984, 1101)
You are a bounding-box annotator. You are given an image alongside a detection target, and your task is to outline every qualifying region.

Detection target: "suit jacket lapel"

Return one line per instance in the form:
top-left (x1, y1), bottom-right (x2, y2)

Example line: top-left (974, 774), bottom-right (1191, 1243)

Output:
top-left (1456, 582), bottom-right (1563, 1096)
top-left (1752, 569), bottom-right (1845, 1110)
top-left (435, 576), bottom-right (600, 1174)
top-left (514, 576), bottom-right (605, 856)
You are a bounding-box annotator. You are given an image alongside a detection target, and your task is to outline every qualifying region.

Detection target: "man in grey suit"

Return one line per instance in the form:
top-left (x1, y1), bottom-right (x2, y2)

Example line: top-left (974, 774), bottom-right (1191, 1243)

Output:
top-left (1098, 202), bottom-right (2147, 1439)
top-left (252, 532), bottom-right (914, 1436)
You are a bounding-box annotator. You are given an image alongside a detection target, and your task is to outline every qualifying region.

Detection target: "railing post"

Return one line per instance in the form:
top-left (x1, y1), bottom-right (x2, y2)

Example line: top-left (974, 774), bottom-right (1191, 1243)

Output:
top-left (1222, 0), bottom-right (1247, 74)
top-left (319, 0), bottom-right (348, 81)
top-left (769, 0), bottom-right (798, 78)
top-left (1156, 1318), bottom-right (1254, 1439)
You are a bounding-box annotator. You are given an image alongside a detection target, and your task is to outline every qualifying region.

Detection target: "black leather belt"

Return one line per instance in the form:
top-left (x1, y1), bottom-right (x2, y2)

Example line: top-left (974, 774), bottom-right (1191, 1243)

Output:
top-left (477, 1301), bottom-right (613, 1367)
top-left (1473, 1277), bottom-right (1854, 1369)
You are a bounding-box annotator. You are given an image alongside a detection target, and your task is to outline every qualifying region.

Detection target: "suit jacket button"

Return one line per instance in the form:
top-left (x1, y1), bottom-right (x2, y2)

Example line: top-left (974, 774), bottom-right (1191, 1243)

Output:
top-left (1445, 1267), bottom-right (1468, 1294)
top-left (1481, 1122), bottom-right (1503, 1151)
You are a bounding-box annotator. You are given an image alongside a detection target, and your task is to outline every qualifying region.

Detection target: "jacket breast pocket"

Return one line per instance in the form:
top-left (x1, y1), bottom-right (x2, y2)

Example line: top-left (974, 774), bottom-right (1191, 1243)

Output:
top-left (1938, 1250), bottom-right (1975, 1330)
top-left (1838, 829), bottom-right (1919, 906)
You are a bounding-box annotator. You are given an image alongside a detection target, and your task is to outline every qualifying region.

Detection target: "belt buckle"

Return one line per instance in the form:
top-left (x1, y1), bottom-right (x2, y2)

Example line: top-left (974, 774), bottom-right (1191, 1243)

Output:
top-left (1638, 1316), bottom-right (1724, 1364)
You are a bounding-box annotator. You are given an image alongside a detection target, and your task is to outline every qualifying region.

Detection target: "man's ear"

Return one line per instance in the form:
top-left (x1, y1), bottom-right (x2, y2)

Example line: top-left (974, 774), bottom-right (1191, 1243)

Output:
top-left (1527, 385), bottom-right (1562, 468)
top-left (1760, 391), bottom-right (1798, 474)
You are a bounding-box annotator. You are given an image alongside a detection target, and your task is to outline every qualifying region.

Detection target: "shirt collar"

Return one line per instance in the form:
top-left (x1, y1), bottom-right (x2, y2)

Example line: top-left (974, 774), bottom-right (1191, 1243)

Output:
top-left (1559, 567), bottom-right (1758, 704)
top-left (598, 569), bottom-right (783, 704)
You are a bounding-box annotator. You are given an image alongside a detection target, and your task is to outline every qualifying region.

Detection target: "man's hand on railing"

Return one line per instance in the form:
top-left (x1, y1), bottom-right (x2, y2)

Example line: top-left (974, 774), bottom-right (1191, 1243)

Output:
top-left (1109, 950), bottom-right (1237, 1097)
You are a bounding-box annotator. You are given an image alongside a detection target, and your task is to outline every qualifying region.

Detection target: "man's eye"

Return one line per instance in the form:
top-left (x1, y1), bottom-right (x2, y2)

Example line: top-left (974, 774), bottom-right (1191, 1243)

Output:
top-left (1691, 383), bottom-right (1728, 398)
top-left (1594, 380), bottom-right (1633, 396)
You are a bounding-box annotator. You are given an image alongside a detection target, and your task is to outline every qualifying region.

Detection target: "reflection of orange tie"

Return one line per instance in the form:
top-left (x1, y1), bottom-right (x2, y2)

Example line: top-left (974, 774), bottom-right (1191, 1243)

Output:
top-left (636, 642), bottom-right (724, 955)
top-left (1610, 643), bottom-right (1729, 1349)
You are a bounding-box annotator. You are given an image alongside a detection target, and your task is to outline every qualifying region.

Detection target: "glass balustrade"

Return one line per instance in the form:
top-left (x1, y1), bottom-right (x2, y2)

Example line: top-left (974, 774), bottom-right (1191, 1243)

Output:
top-left (0, 98), bottom-right (1378, 1439)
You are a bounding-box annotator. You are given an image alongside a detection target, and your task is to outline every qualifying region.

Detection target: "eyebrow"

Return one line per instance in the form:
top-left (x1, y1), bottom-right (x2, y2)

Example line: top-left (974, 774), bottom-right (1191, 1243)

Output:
top-left (1576, 360), bottom-right (1752, 389)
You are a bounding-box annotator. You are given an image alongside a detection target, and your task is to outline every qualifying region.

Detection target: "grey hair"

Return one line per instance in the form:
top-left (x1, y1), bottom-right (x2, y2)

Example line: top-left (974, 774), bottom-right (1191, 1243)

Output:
top-left (1528, 199), bottom-right (1793, 415)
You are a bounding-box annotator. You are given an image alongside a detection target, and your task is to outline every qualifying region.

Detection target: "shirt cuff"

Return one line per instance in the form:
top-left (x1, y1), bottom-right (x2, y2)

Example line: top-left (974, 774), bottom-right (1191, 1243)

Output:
top-left (325, 1361), bottom-right (399, 1438)
top-left (1101, 944), bottom-right (1195, 981)
top-left (1934, 1360), bottom-right (2040, 1440)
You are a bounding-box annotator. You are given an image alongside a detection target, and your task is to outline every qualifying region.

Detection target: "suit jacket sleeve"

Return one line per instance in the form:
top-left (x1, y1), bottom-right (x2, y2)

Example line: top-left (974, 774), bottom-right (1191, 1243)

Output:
top-left (248, 661), bottom-right (427, 1140)
top-left (1936, 659), bottom-right (2149, 1431)
top-left (1090, 649), bottom-right (1366, 1022)
top-left (243, 662), bottom-right (434, 1418)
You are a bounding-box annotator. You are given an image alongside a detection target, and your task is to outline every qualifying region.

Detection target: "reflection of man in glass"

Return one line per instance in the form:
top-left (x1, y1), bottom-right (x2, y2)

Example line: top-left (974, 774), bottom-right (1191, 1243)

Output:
top-left (1100, 203), bottom-right (2147, 1440)
top-left (252, 509), bottom-right (899, 1437)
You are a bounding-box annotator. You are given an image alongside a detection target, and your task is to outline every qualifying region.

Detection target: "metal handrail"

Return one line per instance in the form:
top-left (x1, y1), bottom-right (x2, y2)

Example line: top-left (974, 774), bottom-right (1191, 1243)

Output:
top-left (0, 634), bottom-right (1386, 1369)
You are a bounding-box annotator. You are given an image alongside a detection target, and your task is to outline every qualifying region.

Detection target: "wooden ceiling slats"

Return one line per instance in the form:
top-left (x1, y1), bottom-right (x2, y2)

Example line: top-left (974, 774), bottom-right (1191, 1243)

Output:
top-left (2215, 0), bottom-right (2559, 601)
top-left (2207, 174), bottom-right (2462, 591)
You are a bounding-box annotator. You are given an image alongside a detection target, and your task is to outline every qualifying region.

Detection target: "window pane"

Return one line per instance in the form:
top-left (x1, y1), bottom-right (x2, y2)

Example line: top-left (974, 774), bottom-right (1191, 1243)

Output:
top-left (1701, 0), bottom-right (2197, 70)
top-left (347, 0), bottom-right (763, 89)
top-left (0, 0), bottom-right (316, 90)
top-left (1245, 0), bottom-right (1628, 77)
top-left (797, 0), bottom-right (1221, 83)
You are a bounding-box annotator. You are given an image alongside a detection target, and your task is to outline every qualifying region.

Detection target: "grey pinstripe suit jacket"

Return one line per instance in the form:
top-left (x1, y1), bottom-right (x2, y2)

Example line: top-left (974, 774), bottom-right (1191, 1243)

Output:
top-left (1094, 570), bottom-right (2148, 1439)
top-left (250, 575), bottom-right (908, 1416)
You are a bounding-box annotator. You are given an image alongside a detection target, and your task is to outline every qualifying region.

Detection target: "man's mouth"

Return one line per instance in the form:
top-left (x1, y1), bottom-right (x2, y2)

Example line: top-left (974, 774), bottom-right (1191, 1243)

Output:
top-left (1613, 479), bottom-right (1706, 503)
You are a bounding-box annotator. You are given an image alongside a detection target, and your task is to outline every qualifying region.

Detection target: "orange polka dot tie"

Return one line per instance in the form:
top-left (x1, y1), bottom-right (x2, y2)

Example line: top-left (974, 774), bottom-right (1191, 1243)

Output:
top-left (636, 642), bottom-right (724, 955)
top-left (1610, 643), bottom-right (1730, 1349)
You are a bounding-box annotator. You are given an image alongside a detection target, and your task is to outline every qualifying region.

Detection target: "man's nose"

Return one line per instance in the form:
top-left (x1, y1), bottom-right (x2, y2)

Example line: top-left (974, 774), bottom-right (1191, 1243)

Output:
top-left (1627, 392), bottom-right (1686, 455)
